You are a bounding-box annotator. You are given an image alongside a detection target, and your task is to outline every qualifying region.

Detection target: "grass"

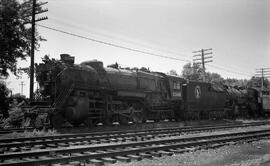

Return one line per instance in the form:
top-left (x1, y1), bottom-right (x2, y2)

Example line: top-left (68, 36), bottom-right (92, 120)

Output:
top-left (0, 128), bottom-right (58, 139)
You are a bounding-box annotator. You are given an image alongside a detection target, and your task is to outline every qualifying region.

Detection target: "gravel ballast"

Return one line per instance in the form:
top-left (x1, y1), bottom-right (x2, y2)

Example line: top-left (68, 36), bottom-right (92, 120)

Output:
top-left (115, 139), bottom-right (270, 166)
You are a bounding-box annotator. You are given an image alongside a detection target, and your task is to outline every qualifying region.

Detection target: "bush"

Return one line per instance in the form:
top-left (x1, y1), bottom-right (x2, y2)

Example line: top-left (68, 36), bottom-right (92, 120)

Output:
top-left (0, 81), bottom-right (10, 118)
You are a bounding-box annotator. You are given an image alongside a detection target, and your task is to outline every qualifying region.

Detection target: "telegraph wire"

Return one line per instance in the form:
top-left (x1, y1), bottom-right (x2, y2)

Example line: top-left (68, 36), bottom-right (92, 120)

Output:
top-left (48, 17), bottom-right (192, 59)
top-left (208, 64), bottom-right (253, 77)
top-left (37, 24), bottom-right (253, 78)
top-left (37, 24), bottom-right (190, 62)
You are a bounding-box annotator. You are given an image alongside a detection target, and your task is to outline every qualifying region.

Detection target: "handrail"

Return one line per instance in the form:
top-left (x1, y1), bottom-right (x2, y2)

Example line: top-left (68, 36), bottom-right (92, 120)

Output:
top-left (52, 83), bottom-right (74, 108)
top-left (54, 68), bottom-right (67, 104)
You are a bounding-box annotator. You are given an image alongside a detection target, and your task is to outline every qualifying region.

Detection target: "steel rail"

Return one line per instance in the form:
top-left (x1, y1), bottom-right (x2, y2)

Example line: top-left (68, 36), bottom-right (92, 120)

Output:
top-left (1, 129), bottom-right (270, 166)
top-left (0, 121), bottom-right (269, 149)
top-left (1, 121), bottom-right (267, 142)
top-left (0, 128), bottom-right (33, 135)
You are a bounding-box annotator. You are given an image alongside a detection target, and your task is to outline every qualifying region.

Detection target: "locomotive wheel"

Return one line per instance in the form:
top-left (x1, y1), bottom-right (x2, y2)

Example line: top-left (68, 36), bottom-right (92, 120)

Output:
top-left (131, 112), bottom-right (144, 124)
top-left (118, 115), bottom-right (130, 125)
top-left (50, 111), bottom-right (65, 128)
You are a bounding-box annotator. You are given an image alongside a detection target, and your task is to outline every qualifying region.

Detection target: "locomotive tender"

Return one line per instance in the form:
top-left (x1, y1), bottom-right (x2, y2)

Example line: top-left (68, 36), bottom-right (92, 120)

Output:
top-left (33, 54), bottom-right (270, 127)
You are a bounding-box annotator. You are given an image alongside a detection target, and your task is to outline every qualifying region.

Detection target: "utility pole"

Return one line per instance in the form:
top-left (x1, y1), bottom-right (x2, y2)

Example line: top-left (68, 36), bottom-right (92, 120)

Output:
top-left (29, 0), bottom-right (48, 100)
top-left (19, 81), bottom-right (25, 95)
top-left (255, 68), bottom-right (270, 90)
top-left (192, 48), bottom-right (213, 82)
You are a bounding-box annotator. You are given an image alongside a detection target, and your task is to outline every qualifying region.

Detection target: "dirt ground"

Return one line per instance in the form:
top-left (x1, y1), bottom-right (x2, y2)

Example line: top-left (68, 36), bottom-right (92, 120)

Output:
top-left (115, 139), bottom-right (270, 166)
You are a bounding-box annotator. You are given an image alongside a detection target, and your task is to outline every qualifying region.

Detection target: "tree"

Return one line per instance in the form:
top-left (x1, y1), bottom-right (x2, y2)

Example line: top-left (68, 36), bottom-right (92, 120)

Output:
top-left (247, 76), bottom-right (269, 88)
top-left (35, 55), bottom-right (63, 97)
top-left (205, 72), bottom-right (224, 85)
top-left (224, 78), bottom-right (248, 87)
top-left (181, 63), bottom-right (204, 81)
top-left (0, 80), bottom-right (10, 118)
top-left (140, 67), bottom-right (150, 72)
top-left (0, 0), bottom-right (44, 78)
top-left (168, 69), bottom-right (178, 76)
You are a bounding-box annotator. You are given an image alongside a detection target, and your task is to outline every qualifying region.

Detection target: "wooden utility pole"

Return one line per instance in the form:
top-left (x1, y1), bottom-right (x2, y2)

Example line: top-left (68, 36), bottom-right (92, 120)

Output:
top-left (29, 0), bottom-right (36, 100)
top-left (192, 48), bottom-right (213, 82)
top-left (255, 68), bottom-right (270, 90)
top-left (29, 0), bottom-right (48, 100)
top-left (19, 81), bottom-right (25, 95)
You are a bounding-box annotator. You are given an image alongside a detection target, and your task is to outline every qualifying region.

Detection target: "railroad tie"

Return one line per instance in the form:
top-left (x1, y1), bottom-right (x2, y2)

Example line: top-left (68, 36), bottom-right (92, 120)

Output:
top-left (158, 150), bottom-right (173, 156)
top-left (91, 140), bottom-right (100, 144)
top-left (46, 143), bottom-right (58, 148)
top-left (210, 143), bottom-right (226, 149)
top-left (109, 138), bottom-right (118, 142)
top-left (86, 159), bottom-right (104, 166)
top-left (184, 147), bottom-right (196, 152)
top-left (68, 161), bottom-right (81, 166)
top-left (169, 148), bottom-right (188, 154)
top-left (74, 141), bottom-right (85, 145)
top-left (51, 164), bottom-right (62, 166)
top-left (150, 151), bottom-right (162, 157)
top-left (21, 146), bottom-right (31, 151)
top-left (57, 143), bottom-right (69, 147)
top-left (126, 154), bottom-right (142, 161)
top-left (100, 139), bottom-right (110, 143)
top-left (38, 156), bottom-right (56, 162)
top-left (82, 141), bottom-right (90, 145)
top-left (0, 148), bottom-right (4, 154)
top-left (10, 147), bottom-right (20, 152)
top-left (101, 157), bottom-right (117, 164)
top-left (94, 150), bottom-right (107, 154)
top-left (114, 156), bottom-right (131, 162)
top-left (139, 153), bottom-right (153, 159)
top-left (22, 157), bottom-right (36, 161)
top-left (71, 152), bottom-right (84, 157)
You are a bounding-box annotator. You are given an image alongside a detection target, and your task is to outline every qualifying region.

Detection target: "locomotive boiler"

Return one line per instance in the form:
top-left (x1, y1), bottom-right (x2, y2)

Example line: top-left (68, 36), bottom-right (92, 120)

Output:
top-left (36, 54), bottom-right (187, 127)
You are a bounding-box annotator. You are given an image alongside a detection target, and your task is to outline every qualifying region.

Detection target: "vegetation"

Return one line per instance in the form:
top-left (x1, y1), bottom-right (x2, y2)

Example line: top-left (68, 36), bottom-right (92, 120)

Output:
top-left (168, 69), bottom-right (178, 76)
top-left (0, 81), bottom-right (10, 118)
top-left (0, 0), bottom-right (44, 78)
top-left (247, 76), bottom-right (269, 88)
top-left (180, 62), bottom-right (269, 88)
top-left (181, 62), bottom-right (225, 85)
top-left (0, 128), bottom-right (57, 139)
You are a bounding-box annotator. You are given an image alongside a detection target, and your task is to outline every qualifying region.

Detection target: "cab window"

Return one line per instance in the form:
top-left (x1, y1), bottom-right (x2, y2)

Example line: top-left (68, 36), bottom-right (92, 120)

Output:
top-left (173, 81), bottom-right (181, 90)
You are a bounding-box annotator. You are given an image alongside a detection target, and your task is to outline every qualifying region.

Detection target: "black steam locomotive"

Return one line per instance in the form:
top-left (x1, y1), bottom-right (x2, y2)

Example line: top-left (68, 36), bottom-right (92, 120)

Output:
top-left (30, 54), bottom-right (270, 127)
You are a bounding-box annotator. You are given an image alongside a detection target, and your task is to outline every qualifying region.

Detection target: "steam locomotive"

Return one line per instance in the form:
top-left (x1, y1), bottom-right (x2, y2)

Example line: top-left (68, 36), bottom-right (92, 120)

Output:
top-left (29, 54), bottom-right (270, 127)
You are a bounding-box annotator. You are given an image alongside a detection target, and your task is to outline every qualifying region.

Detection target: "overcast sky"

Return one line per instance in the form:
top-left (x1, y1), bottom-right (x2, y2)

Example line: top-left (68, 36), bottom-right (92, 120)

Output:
top-left (6, 0), bottom-right (270, 97)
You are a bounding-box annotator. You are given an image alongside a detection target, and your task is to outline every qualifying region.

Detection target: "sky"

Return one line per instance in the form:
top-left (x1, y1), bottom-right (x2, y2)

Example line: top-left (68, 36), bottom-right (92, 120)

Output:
top-left (5, 0), bottom-right (270, 97)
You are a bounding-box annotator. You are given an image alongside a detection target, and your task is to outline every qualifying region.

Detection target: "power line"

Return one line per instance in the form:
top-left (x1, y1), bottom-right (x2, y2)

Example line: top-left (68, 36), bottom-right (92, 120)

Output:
top-left (37, 24), bottom-right (254, 78)
top-left (49, 17), bottom-right (192, 59)
top-left (255, 68), bottom-right (270, 89)
top-left (37, 24), bottom-right (190, 63)
top-left (208, 64), bottom-right (253, 77)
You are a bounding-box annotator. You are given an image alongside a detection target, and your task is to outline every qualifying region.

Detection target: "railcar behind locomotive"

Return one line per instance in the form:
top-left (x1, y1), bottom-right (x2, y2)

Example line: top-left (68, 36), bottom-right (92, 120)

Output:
top-left (25, 54), bottom-right (270, 128)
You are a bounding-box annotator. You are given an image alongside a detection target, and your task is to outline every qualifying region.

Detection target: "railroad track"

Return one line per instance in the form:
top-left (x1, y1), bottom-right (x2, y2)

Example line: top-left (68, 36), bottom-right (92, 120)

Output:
top-left (0, 127), bottom-right (33, 135)
top-left (0, 119), bottom-right (241, 135)
top-left (1, 128), bottom-right (270, 166)
top-left (0, 121), bottom-right (269, 151)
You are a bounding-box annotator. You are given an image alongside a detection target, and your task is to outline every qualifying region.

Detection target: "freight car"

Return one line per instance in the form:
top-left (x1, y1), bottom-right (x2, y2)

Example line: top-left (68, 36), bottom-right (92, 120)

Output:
top-left (23, 54), bottom-right (270, 128)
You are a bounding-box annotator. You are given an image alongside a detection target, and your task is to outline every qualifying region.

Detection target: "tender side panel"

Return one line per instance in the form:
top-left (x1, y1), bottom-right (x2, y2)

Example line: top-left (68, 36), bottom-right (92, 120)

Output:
top-left (182, 81), bottom-right (226, 119)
